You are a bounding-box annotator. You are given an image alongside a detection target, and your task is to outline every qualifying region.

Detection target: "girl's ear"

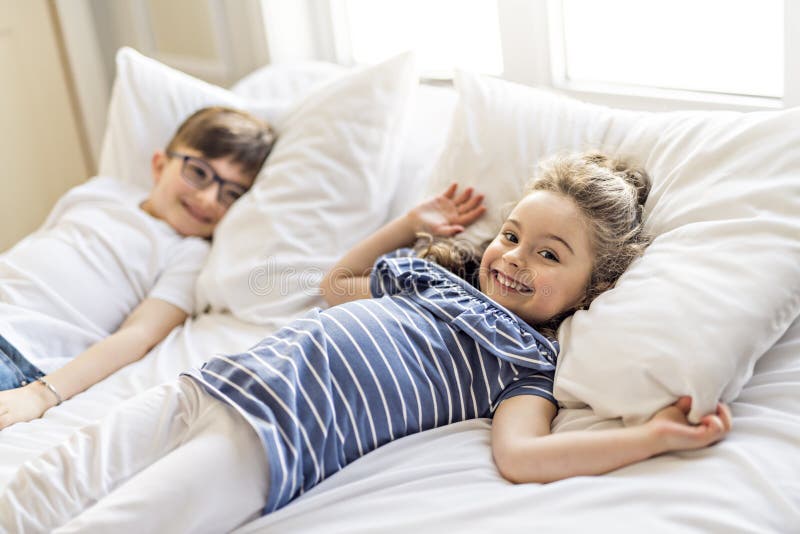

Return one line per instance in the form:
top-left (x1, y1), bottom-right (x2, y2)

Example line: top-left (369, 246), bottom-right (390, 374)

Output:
top-left (151, 150), bottom-right (168, 183)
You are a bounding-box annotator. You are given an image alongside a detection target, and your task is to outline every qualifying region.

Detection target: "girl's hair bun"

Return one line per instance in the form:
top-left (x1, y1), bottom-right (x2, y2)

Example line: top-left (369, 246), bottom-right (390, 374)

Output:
top-left (585, 151), bottom-right (651, 207)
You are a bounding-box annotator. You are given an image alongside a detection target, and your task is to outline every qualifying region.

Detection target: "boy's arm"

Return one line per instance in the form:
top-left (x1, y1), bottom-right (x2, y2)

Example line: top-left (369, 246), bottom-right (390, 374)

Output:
top-left (491, 395), bottom-right (732, 484)
top-left (320, 184), bottom-right (485, 307)
top-left (0, 298), bottom-right (187, 429)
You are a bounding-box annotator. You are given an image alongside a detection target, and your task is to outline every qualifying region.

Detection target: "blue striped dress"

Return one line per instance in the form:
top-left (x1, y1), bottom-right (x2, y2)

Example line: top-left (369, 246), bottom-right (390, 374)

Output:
top-left (185, 250), bottom-right (559, 514)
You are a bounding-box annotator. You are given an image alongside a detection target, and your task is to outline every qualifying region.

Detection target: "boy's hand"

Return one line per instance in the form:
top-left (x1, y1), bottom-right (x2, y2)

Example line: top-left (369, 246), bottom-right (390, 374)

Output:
top-left (0, 383), bottom-right (53, 430)
top-left (646, 396), bottom-right (732, 454)
top-left (407, 183), bottom-right (486, 237)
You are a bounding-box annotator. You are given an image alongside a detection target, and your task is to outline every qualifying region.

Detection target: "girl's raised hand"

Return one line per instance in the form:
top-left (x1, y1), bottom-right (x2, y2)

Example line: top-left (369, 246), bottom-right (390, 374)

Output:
top-left (407, 183), bottom-right (486, 237)
top-left (647, 396), bottom-right (732, 454)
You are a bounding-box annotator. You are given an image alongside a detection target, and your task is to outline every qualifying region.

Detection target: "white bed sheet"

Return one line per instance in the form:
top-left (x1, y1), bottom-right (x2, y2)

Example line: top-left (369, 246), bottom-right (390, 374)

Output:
top-left (1, 310), bottom-right (797, 532)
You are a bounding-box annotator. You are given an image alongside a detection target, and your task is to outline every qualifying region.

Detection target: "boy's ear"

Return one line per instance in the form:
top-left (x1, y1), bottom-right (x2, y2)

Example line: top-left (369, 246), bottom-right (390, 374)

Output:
top-left (151, 150), bottom-right (168, 183)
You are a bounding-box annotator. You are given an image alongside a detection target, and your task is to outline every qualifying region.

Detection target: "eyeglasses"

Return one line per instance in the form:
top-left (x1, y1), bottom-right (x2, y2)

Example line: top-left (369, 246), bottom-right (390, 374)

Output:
top-left (167, 151), bottom-right (249, 208)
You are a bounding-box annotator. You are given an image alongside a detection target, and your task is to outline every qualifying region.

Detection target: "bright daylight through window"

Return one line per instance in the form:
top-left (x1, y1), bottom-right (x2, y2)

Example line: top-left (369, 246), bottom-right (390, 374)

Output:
top-left (559, 0), bottom-right (784, 97)
top-left (338, 0), bottom-right (503, 78)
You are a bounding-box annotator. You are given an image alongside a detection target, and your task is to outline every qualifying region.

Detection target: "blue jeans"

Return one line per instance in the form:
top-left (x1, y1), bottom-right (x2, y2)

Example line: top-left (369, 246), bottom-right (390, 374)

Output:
top-left (0, 335), bottom-right (44, 391)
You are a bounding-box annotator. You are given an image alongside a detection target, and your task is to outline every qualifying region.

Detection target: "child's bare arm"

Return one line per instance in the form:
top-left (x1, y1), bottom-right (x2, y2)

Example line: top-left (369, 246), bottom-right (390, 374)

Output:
top-left (491, 395), bottom-right (731, 484)
top-left (320, 184), bottom-right (485, 307)
top-left (319, 214), bottom-right (420, 307)
top-left (0, 298), bottom-right (187, 429)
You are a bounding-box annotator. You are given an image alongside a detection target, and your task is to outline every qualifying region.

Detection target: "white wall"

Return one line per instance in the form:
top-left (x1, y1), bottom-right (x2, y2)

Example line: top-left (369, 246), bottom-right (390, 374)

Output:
top-left (0, 1), bottom-right (90, 249)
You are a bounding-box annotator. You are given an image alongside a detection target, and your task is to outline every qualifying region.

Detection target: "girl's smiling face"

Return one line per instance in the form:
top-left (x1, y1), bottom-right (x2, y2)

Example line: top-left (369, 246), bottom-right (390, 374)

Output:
top-left (479, 190), bottom-right (595, 326)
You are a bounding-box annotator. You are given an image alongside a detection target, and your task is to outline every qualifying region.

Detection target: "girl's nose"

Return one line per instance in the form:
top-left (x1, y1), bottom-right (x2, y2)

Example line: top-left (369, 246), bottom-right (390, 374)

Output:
top-left (503, 247), bottom-right (524, 267)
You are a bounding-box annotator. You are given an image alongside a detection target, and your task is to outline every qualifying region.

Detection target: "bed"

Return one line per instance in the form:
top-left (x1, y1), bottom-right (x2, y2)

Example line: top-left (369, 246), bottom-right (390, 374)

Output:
top-left (1, 48), bottom-right (798, 532)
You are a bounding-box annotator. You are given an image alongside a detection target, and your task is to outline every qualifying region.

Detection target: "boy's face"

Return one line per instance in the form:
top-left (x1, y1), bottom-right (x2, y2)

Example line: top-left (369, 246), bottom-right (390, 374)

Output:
top-left (142, 147), bottom-right (255, 238)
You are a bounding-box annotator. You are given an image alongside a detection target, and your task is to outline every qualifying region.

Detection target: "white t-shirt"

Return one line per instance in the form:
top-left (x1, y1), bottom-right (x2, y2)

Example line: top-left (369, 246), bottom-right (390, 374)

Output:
top-left (0, 176), bottom-right (210, 373)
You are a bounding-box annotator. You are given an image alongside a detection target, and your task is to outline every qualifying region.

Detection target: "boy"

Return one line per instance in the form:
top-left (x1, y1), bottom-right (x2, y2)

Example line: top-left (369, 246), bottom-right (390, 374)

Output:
top-left (0, 106), bottom-right (276, 428)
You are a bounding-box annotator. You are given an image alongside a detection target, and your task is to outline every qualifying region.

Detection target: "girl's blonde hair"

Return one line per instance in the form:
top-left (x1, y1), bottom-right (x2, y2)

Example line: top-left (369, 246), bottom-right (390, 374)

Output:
top-left (415, 150), bottom-right (652, 337)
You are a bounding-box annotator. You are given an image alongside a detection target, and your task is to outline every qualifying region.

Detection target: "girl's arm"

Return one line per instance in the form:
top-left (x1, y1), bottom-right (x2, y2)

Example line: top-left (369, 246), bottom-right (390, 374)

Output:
top-left (0, 298), bottom-right (186, 429)
top-left (320, 184), bottom-right (485, 307)
top-left (491, 395), bottom-right (732, 484)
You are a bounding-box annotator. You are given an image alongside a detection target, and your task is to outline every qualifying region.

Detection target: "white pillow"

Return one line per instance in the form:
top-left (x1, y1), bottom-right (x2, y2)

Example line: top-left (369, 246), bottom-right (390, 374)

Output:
top-left (231, 61), bottom-right (458, 219)
top-left (426, 70), bottom-right (800, 424)
top-left (232, 61), bottom-right (348, 102)
top-left (387, 83), bottom-right (458, 218)
top-left (197, 53), bottom-right (417, 325)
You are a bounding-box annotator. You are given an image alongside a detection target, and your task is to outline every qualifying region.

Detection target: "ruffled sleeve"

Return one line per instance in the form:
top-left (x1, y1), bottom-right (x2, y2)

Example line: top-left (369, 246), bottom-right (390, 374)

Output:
top-left (369, 248), bottom-right (417, 298)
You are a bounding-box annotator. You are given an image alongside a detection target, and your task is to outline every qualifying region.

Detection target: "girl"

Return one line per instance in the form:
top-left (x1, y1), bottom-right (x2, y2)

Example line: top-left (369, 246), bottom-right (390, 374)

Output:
top-left (0, 152), bottom-right (732, 533)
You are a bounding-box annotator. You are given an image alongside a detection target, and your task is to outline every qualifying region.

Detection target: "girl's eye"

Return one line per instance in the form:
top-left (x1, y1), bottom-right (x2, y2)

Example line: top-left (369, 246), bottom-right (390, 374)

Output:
top-left (540, 250), bottom-right (559, 262)
top-left (502, 231), bottom-right (518, 244)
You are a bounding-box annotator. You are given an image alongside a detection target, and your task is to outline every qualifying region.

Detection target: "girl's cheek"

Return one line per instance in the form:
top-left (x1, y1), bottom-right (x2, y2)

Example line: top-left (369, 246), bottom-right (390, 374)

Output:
top-left (536, 275), bottom-right (556, 298)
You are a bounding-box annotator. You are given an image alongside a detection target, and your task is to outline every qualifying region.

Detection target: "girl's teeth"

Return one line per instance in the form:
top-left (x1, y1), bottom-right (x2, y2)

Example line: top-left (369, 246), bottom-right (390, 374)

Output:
top-left (498, 272), bottom-right (527, 291)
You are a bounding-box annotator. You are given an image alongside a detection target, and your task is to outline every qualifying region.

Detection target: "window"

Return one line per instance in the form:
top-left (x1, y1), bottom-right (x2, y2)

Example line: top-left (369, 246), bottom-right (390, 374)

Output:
top-left (555, 0), bottom-right (783, 98)
top-left (332, 0), bottom-right (503, 78)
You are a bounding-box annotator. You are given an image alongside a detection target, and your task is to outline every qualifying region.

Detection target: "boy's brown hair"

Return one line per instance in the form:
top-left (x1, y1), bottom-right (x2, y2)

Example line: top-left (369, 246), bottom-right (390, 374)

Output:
top-left (166, 106), bottom-right (277, 179)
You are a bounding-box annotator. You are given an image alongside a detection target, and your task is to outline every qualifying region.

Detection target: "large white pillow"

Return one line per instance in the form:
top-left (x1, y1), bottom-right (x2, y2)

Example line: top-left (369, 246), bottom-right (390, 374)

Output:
top-left (232, 61), bottom-right (348, 102)
top-left (231, 61), bottom-right (458, 219)
top-left (386, 83), bottom-right (458, 218)
top-left (426, 71), bottom-right (800, 424)
top-left (197, 54), bottom-right (417, 325)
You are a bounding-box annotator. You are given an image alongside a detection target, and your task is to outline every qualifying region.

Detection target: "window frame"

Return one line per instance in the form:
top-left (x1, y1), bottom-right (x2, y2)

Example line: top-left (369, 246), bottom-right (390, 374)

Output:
top-left (283, 0), bottom-right (800, 111)
top-left (498, 0), bottom-right (798, 111)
